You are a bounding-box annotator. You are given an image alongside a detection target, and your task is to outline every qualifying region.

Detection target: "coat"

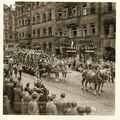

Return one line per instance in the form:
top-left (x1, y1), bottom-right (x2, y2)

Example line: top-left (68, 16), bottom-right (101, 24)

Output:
top-left (54, 98), bottom-right (67, 115)
top-left (6, 82), bottom-right (14, 105)
top-left (13, 87), bottom-right (22, 113)
top-left (46, 101), bottom-right (58, 115)
top-left (28, 100), bottom-right (39, 115)
top-left (3, 99), bottom-right (11, 114)
top-left (38, 94), bottom-right (48, 115)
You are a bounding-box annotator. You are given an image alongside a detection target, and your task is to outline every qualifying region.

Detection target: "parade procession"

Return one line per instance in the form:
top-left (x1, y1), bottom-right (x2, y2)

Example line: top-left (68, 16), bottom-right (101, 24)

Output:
top-left (3, 2), bottom-right (115, 115)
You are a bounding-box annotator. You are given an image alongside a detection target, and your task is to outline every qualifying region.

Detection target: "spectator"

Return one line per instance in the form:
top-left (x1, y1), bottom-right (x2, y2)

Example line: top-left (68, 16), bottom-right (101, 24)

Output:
top-left (17, 77), bottom-right (23, 90)
top-left (46, 95), bottom-right (58, 115)
top-left (38, 89), bottom-right (49, 115)
top-left (55, 93), bottom-right (67, 115)
top-left (13, 84), bottom-right (22, 114)
top-left (3, 95), bottom-right (11, 114)
top-left (24, 82), bottom-right (31, 93)
top-left (77, 106), bottom-right (85, 115)
top-left (21, 89), bottom-right (29, 114)
top-left (18, 63), bottom-right (23, 78)
top-left (13, 63), bottom-right (18, 78)
top-left (28, 91), bottom-right (39, 115)
top-left (66, 102), bottom-right (78, 115)
top-left (6, 78), bottom-right (14, 108)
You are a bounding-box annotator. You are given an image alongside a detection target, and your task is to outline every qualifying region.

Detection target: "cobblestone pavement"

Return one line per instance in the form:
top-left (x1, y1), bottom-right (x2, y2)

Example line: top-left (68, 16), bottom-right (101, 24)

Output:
top-left (18, 70), bottom-right (115, 115)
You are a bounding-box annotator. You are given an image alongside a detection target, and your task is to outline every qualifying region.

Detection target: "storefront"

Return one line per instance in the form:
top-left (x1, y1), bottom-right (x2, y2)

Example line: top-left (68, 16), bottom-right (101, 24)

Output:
top-left (80, 44), bottom-right (97, 63)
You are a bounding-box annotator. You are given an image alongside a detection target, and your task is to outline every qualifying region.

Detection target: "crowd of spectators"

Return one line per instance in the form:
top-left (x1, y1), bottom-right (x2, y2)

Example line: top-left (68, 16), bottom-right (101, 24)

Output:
top-left (3, 75), bottom-right (96, 115)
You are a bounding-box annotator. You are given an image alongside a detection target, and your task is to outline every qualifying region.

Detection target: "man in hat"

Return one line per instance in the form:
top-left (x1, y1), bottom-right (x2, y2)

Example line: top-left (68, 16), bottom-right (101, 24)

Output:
top-left (28, 91), bottom-right (39, 115)
top-left (46, 95), bottom-right (58, 115)
top-left (54, 92), bottom-right (67, 115)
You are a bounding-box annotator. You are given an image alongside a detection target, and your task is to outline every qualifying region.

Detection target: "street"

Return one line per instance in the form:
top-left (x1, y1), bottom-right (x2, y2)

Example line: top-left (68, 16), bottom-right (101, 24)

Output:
top-left (20, 69), bottom-right (115, 115)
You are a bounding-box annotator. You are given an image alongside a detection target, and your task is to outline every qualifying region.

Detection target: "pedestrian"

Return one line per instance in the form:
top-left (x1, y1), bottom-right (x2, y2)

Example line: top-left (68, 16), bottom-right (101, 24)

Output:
top-left (38, 89), bottom-right (49, 115)
top-left (66, 102), bottom-right (78, 115)
top-left (6, 78), bottom-right (14, 108)
top-left (13, 63), bottom-right (18, 78)
top-left (54, 65), bottom-right (59, 82)
top-left (46, 95), bottom-right (58, 115)
top-left (62, 65), bottom-right (67, 82)
top-left (18, 63), bottom-right (23, 78)
top-left (3, 95), bottom-right (11, 114)
top-left (13, 84), bottom-right (22, 114)
top-left (21, 89), bottom-right (29, 114)
top-left (76, 106), bottom-right (85, 115)
top-left (28, 91), bottom-right (39, 115)
top-left (17, 77), bottom-right (23, 90)
top-left (24, 82), bottom-right (31, 93)
top-left (54, 93), bottom-right (67, 115)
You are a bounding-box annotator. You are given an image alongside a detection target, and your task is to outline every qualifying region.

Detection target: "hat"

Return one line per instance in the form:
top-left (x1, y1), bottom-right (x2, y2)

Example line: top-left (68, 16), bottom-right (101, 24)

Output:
top-left (60, 92), bottom-right (66, 98)
top-left (49, 95), bottom-right (55, 101)
top-left (32, 91), bottom-right (38, 99)
top-left (85, 106), bottom-right (91, 115)
top-left (77, 106), bottom-right (85, 114)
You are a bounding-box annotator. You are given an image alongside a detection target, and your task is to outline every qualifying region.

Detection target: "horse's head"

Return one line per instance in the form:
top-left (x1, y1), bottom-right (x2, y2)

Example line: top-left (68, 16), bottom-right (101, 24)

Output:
top-left (98, 69), bottom-right (110, 82)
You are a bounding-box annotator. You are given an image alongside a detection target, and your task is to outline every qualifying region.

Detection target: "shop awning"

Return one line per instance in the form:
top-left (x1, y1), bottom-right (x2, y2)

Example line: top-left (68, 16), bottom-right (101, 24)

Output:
top-left (66, 50), bottom-right (76, 53)
top-left (85, 50), bottom-right (94, 53)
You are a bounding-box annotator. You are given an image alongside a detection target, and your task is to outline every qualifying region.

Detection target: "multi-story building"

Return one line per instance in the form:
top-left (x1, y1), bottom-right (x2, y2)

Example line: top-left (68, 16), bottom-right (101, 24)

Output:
top-left (15, 2), bottom-right (31, 48)
top-left (15, 2), bottom-right (116, 62)
top-left (4, 4), bottom-right (16, 54)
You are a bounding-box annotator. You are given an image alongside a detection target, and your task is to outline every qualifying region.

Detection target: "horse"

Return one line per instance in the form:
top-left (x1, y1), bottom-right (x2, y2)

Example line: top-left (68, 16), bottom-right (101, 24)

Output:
top-left (81, 68), bottom-right (109, 95)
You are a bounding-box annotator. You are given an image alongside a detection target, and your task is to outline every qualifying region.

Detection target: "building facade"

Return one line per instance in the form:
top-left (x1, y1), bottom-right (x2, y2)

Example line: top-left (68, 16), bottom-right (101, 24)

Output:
top-left (4, 4), bottom-right (16, 54)
top-left (15, 2), bottom-right (116, 61)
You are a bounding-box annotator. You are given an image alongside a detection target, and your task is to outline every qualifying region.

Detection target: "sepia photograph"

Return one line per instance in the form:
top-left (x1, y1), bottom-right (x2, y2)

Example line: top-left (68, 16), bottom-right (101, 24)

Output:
top-left (3, 1), bottom-right (115, 116)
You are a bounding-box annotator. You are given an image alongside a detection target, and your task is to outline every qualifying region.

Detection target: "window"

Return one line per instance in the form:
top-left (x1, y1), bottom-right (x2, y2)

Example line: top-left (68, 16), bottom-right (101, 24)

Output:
top-left (25, 19), bottom-right (28, 25)
top-left (37, 2), bottom-right (39, 8)
top-left (83, 25), bottom-right (87, 37)
top-left (37, 14), bottom-right (40, 23)
top-left (107, 3), bottom-right (112, 12)
top-left (58, 12), bottom-right (62, 19)
top-left (48, 11), bottom-right (52, 20)
top-left (91, 23), bottom-right (96, 35)
top-left (83, 3), bottom-right (87, 15)
top-left (104, 24), bottom-right (109, 37)
top-left (22, 19), bottom-right (24, 26)
top-left (71, 27), bottom-right (77, 37)
top-left (9, 35), bottom-right (12, 39)
top-left (22, 32), bottom-right (24, 38)
top-left (43, 13), bottom-right (46, 22)
top-left (49, 43), bottom-right (52, 51)
top-left (21, 7), bottom-right (23, 14)
top-left (59, 31), bottom-right (62, 37)
top-left (63, 9), bottom-right (68, 19)
top-left (72, 7), bottom-right (77, 16)
top-left (43, 28), bottom-right (46, 36)
top-left (19, 33), bottom-right (21, 39)
top-left (48, 27), bottom-right (52, 36)
top-left (43, 43), bottom-right (46, 51)
top-left (33, 16), bottom-right (35, 24)
top-left (91, 3), bottom-right (96, 14)
top-left (33, 30), bottom-right (36, 38)
top-left (37, 29), bottom-right (40, 37)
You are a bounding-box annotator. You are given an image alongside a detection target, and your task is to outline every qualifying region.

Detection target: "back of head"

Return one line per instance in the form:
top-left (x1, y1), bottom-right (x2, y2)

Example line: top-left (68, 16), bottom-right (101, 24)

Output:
top-left (60, 92), bottom-right (66, 98)
top-left (71, 102), bottom-right (77, 108)
top-left (77, 106), bottom-right (85, 115)
top-left (85, 106), bottom-right (91, 115)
